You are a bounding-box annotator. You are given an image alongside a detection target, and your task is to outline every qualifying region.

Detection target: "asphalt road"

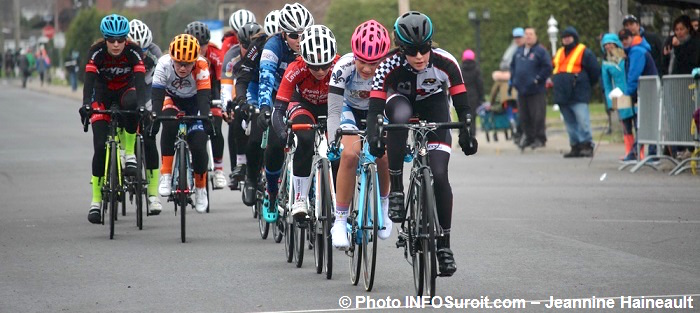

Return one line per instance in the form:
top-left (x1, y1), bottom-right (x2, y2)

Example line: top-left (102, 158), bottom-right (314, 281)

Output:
top-left (1, 85), bottom-right (698, 312)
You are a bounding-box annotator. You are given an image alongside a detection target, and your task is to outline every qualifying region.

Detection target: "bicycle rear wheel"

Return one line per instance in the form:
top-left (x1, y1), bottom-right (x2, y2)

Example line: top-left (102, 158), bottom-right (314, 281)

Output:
top-left (284, 217), bottom-right (294, 263)
top-left (257, 183), bottom-right (270, 239)
top-left (135, 135), bottom-right (144, 230)
top-left (349, 209), bottom-right (362, 286)
top-left (420, 168), bottom-right (437, 297)
top-left (361, 164), bottom-right (379, 291)
top-left (179, 144), bottom-right (188, 243)
top-left (294, 220), bottom-right (305, 268)
top-left (109, 141), bottom-right (118, 240)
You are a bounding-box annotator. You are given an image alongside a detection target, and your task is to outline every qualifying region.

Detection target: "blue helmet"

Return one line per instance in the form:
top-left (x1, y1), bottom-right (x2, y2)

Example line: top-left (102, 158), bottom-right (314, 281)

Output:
top-left (100, 14), bottom-right (130, 38)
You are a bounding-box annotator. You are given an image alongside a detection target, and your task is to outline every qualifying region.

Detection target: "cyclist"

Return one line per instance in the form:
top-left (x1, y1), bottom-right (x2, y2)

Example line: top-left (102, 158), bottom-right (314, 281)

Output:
top-left (221, 23), bottom-right (263, 190)
top-left (366, 11), bottom-right (478, 276)
top-left (263, 10), bottom-right (280, 36)
top-left (240, 2), bottom-right (314, 221)
top-left (80, 14), bottom-right (148, 224)
top-left (152, 34), bottom-right (213, 213)
top-left (128, 18), bottom-right (163, 214)
top-left (328, 20), bottom-right (393, 248)
top-left (222, 9), bottom-right (256, 57)
top-left (273, 25), bottom-right (339, 219)
top-left (185, 21), bottom-right (227, 189)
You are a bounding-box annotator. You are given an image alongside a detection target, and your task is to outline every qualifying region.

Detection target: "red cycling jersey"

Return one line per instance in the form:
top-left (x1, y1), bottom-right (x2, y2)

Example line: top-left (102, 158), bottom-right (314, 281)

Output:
top-left (204, 44), bottom-right (223, 80)
top-left (85, 41), bottom-right (145, 90)
top-left (276, 55), bottom-right (341, 107)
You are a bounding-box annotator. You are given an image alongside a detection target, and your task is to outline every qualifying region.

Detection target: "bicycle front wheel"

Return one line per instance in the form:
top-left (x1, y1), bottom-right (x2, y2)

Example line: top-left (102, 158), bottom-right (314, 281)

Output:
top-left (294, 220), bottom-right (305, 268)
top-left (349, 207), bottom-right (362, 286)
top-left (108, 141), bottom-right (119, 240)
top-left (361, 164), bottom-right (379, 291)
top-left (178, 144), bottom-right (188, 243)
top-left (409, 176), bottom-right (423, 296)
top-left (420, 168), bottom-right (437, 297)
top-left (135, 135), bottom-right (144, 230)
top-left (284, 218), bottom-right (294, 263)
top-left (321, 160), bottom-right (334, 280)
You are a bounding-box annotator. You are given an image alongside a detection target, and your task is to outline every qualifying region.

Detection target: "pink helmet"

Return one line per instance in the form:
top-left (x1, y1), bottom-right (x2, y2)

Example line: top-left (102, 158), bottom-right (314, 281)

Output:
top-left (462, 49), bottom-right (475, 61)
top-left (351, 20), bottom-right (390, 63)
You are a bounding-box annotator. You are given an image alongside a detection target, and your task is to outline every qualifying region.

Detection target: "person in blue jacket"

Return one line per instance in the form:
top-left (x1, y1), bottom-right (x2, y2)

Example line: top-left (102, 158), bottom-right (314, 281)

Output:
top-left (601, 33), bottom-right (635, 161)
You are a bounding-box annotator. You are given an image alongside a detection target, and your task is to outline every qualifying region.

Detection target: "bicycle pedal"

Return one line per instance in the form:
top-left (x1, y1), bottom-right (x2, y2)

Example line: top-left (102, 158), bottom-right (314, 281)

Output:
top-left (438, 272), bottom-right (454, 277)
top-left (396, 237), bottom-right (406, 248)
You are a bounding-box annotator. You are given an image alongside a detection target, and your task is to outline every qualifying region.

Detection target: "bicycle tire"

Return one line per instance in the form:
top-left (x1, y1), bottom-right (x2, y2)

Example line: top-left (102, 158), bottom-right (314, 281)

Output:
top-left (313, 171), bottom-right (323, 274)
top-left (109, 141), bottom-right (118, 240)
top-left (410, 177), bottom-right (424, 296)
top-left (274, 220), bottom-right (284, 243)
top-left (179, 143), bottom-right (188, 243)
top-left (135, 135), bottom-right (144, 230)
top-left (284, 218), bottom-right (294, 263)
top-left (294, 221), bottom-right (305, 268)
top-left (205, 171), bottom-right (211, 213)
top-left (421, 168), bottom-right (437, 297)
top-left (321, 160), bottom-right (333, 280)
top-left (349, 207), bottom-right (362, 286)
top-left (361, 164), bottom-right (379, 291)
top-left (258, 196), bottom-right (270, 239)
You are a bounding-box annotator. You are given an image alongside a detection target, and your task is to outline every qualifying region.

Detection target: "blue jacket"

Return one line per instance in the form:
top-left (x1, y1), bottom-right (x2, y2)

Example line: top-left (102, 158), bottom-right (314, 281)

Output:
top-left (623, 36), bottom-right (658, 101)
top-left (551, 27), bottom-right (600, 105)
top-left (510, 42), bottom-right (552, 96)
top-left (600, 33), bottom-right (633, 119)
top-left (258, 33), bottom-right (298, 108)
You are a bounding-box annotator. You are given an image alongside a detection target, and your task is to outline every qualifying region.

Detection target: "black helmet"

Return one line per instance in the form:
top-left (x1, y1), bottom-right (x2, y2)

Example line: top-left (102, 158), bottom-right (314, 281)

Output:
top-left (237, 22), bottom-right (263, 46)
top-left (185, 21), bottom-right (211, 45)
top-left (393, 11), bottom-right (433, 47)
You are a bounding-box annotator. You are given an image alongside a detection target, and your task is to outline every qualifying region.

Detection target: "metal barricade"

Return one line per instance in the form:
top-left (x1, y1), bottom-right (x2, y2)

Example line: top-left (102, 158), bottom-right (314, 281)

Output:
top-left (619, 76), bottom-right (661, 171)
top-left (669, 76), bottom-right (700, 175)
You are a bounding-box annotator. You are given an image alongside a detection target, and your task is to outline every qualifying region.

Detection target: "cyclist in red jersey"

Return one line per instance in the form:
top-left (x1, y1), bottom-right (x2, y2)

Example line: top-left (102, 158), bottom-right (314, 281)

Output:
top-left (79, 14), bottom-right (148, 224)
top-left (271, 25), bottom-right (339, 219)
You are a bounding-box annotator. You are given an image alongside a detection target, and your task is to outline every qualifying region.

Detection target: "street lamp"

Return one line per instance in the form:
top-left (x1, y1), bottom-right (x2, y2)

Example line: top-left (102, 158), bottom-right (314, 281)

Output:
top-left (468, 8), bottom-right (490, 63)
top-left (661, 10), bottom-right (671, 36)
top-left (547, 15), bottom-right (558, 56)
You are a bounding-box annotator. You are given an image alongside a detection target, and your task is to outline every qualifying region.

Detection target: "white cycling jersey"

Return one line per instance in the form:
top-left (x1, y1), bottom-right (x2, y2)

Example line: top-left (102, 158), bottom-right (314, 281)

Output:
top-left (152, 54), bottom-right (211, 99)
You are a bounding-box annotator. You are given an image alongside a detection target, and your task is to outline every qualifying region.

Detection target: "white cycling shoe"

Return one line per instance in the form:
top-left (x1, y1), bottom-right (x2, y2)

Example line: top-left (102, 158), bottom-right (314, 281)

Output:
top-left (148, 196), bottom-right (162, 215)
top-left (194, 187), bottom-right (208, 213)
top-left (158, 174), bottom-right (172, 196)
top-left (291, 199), bottom-right (309, 218)
top-left (212, 170), bottom-right (227, 189)
top-left (331, 221), bottom-right (350, 249)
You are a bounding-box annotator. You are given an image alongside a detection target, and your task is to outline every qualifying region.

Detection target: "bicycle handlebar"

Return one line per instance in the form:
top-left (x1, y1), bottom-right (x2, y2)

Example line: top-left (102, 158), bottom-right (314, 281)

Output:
top-left (153, 115), bottom-right (211, 122)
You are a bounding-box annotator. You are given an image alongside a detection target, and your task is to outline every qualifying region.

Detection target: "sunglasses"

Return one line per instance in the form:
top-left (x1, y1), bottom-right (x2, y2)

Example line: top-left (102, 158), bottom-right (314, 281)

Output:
top-left (286, 32), bottom-right (301, 40)
top-left (175, 61), bottom-right (195, 68)
top-left (105, 37), bottom-right (127, 44)
top-left (308, 63), bottom-right (332, 72)
top-left (401, 44), bottom-right (432, 56)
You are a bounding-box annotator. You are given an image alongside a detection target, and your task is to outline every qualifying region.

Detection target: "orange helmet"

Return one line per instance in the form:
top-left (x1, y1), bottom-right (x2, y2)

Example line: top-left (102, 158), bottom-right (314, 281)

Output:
top-left (169, 34), bottom-right (200, 63)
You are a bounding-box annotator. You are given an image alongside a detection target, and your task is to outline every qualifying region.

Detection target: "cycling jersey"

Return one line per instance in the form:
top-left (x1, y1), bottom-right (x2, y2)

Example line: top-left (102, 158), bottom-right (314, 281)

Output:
top-left (142, 44), bottom-right (163, 85)
top-left (84, 41), bottom-right (146, 93)
top-left (152, 55), bottom-right (211, 99)
top-left (234, 34), bottom-right (268, 105)
top-left (220, 44), bottom-right (242, 105)
top-left (221, 31), bottom-right (239, 58)
top-left (204, 44), bottom-right (223, 80)
top-left (329, 53), bottom-right (374, 111)
top-left (258, 33), bottom-right (297, 108)
top-left (276, 54), bottom-right (340, 106)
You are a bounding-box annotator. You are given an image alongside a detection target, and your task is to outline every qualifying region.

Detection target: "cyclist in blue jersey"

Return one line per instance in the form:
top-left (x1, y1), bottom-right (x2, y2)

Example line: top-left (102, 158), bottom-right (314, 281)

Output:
top-left (366, 11), bottom-right (479, 276)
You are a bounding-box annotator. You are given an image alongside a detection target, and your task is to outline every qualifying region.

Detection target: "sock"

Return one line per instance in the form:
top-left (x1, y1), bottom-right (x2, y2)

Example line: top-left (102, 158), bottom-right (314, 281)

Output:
top-left (437, 231), bottom-right (450, 249)
top-left (265, 168), bottom-right (281, 196)
top-left (91, 176), bottom-right (103, 203)
top-left (161, 156), bottom-right (173, 175)
top-left (389, 169), bottom-right (403, 193)
top-left (292, 175), bottom-right (310, 202)
top-left (194, 173), bottom-right (207, 188)
top-left (123, 131), bottom-right (136, 156)
top-left (237, 154), bottom-right (247, 165)
top-left (335, 203), bottom-right (349, 223)
top-left (214, 158), bottom-right (223, 171)
top-left (380, 196), bottom-right (389, 216)
top-left (147, 169), bottom-right (159, 196)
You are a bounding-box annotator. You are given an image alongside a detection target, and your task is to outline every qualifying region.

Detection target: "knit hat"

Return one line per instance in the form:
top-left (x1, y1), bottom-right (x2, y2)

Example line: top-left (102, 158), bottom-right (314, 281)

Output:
top-left (561, 26), bottom-right (579, 40)
top-left (512, 27), bottom-right (524, 38)
top-left (462, 49), bottom-right (475, 61)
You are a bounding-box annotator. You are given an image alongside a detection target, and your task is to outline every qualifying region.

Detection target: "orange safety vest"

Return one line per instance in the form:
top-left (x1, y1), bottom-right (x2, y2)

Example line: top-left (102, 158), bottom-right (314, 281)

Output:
top-left (552, 43), bottom-right (586, 74)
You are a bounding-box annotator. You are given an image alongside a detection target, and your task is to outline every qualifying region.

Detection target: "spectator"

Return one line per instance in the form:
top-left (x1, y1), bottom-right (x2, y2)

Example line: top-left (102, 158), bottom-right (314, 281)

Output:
top-left (64, 50), bottom-right (79, 92)
top-left (600, 33), bottom-right (636, 161)
top-left (551, 27), bottom-right (600, 158)
top-left (664, 15), bottom-right (700, 75)
top-left (691, 16), bottom-right (699, 31)
top-left (19, 48), bottom-right (36, 88)
top-left (624, 14), bottom-right (664, 76)
top-left (4, 49), bottom-right (14, 78)
top-left (35, 46), bottom-right (49, 86)
top-left (489, 70), bottom-right (519, 139)
top-left (619, 29), bottom-right (659, 160)
top-left (500, 27), bottom-right (525, 71)
top-left (510, 27), bottom-right (552, 149)
top-left (461, 49), bottom-right (484, 135)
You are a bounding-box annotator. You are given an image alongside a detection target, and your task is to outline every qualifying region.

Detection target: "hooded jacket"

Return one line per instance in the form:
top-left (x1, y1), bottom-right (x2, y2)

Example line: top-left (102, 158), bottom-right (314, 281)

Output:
top-left (600, 33), bottom-right (633, 119)
top-left (460, 60), bottom-right (485, 108)
top-left (551, 27), bottom-right (600, 105)
top-left (624, 35), bottom-right (658, 100)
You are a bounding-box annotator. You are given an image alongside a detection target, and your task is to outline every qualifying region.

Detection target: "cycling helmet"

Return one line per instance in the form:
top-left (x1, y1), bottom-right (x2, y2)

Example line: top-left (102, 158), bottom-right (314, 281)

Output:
top-left (393, 11), bottom-right (433, 46)
top-left (278, 3), bottom-right (314, 33)
top-left (264, 10), bottom-right (280, 36)
top-left (351, 20), bottom-right (390, 63)
top-left (128, 19), bottom-right (152, 49)
top-left (169, 34), bottom-right (200, 63)
top-left (237, 22), bottom-right (263, 46)
top-left (100, 14), bottom-right (130, 38)
top-left (184, 21), bottom-right (210, 45)
top-left (299, 25), bottom-right (336, 65)
top-left (229, 9), bottom-right (256, 32)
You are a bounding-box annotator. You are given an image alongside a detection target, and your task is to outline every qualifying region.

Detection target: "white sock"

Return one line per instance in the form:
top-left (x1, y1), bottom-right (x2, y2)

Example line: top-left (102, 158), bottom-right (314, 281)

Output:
top-left (236, 154), bottom-right (247, 165)
top-left (381, 196), bottom-right (389, 217)
top-left (293, 175), bottom-right (310, 202)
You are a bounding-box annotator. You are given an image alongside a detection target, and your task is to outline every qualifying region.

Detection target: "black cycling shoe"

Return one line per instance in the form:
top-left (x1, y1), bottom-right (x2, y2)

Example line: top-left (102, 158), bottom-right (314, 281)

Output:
top-left (124, 161), bottom-right (137, 176)
top-left (88, 206), bottom-right (101, 224)
top-left (228, 164), bottom-right (247, 190)
top-left (437, 248), bottom-right (457, 276)
top-left (242, 180), bottom-right (256, 206)
top-left (388, 191), bottom-right (405, 223)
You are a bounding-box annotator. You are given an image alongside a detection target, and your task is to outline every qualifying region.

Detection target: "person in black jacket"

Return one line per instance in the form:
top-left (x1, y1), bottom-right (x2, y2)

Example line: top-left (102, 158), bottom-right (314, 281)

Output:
top-left (460, 49), bottom-right (484, 135)
top-left (664, 15), bottom-right (700, 75)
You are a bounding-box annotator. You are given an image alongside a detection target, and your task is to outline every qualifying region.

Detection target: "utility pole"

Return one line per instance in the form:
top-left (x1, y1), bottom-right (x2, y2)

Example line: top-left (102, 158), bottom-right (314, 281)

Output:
top-left (398, 0), bottom-right (410, 15)
top-left (14, 0), bottom-right (21, 49)
top-left (608, 0), bottom-right (628, 33)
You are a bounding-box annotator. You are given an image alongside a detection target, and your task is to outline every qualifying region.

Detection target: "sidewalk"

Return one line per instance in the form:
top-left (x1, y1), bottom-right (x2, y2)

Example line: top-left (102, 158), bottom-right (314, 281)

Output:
top-left (2, 77), bottom-right (82, 101)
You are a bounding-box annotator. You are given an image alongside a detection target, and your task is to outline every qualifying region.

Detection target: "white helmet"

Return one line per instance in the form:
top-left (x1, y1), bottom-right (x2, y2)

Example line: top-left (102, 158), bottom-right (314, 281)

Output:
top-left (229, 9), bottom-right (256, 32)
top-left (278, 3), bottom-right (314, 33)
top-left (264, 10), bottom-right (280, 36)
top-left (300, 25), bottom-right (336, 65)
top-left (128, 19), bottom-right (152, 49)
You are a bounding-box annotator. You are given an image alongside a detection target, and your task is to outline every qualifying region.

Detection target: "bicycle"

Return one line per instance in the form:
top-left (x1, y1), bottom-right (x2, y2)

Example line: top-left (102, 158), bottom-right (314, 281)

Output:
top-left (333, 127), bottom-right (383, 290)
top-left (123, 121), bottom-right (150, 230)
top-left (378, 114), bottom-right (470, 297)
top-left (82, 103), bottom-right (139, 239)
top-left (153, 112), bottom-right (214, 243)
